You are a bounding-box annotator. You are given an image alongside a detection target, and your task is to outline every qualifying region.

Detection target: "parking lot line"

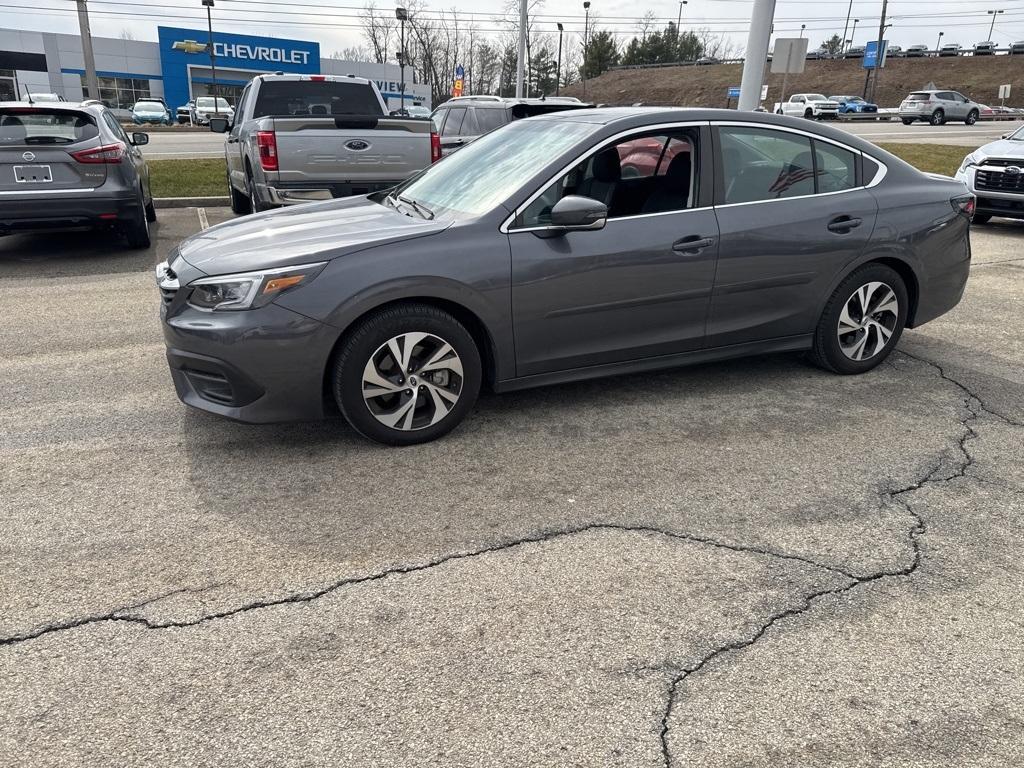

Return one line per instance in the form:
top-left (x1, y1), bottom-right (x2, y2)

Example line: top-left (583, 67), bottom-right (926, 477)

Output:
top-left (197, 207), bottom-right (210, 231)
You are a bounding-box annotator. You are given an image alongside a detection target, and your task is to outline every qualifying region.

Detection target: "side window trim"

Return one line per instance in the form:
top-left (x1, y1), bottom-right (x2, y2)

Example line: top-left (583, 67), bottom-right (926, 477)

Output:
top-left (503, 121), bottom-right (711, 233)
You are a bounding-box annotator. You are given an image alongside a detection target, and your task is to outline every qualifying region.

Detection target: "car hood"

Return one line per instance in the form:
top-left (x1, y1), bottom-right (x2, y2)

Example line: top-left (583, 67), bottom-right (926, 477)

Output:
top-left (974, 139), bottom-right (1024, 160)
top-left (176, 195), bottom-right (451, 276)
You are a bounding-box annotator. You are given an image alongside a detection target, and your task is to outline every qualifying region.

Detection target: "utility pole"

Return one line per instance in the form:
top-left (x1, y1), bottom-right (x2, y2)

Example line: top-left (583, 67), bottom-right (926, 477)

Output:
top-left (202, 0), bottom-right (217, 103)
top-left (75, 0), bottom-right (100, 101)
top-left (987, 9), bottom-right (1004, 41)
top-left (865, 0), bottom-right (888, 102)
top-left (849, 18), bottom-right (859, 52)
top-left (515, 0), bottom-right (526, 98)
top-left (841, 0), bottom-right (854, 55)
top-left (582, 1), bottom-right (591, 100)
top-left (556, 22), bottom-right (564, 96)
top-left (737, 0), bottom-right (776, 111)
top-left (676, 1), bottom-right (687, 31)
top-left (396, 7), bottom-right (407, 110)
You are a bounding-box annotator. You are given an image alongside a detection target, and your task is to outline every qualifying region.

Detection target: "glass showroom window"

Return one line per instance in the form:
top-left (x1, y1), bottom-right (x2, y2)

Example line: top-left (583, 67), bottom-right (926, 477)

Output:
top-left (97, 76), bottom-right (152, 110)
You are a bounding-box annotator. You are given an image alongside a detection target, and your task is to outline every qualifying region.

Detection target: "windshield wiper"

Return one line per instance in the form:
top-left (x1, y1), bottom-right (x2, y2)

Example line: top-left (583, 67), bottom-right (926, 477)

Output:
top-left (397, 194), bottom-right (434, 220)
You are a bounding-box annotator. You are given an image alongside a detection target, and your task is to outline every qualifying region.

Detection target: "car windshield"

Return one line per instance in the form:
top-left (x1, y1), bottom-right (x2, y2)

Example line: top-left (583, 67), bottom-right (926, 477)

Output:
top-left (28, 94), bottom-right (60, 102)
top-left (807, 94), bottom-right (827, 101)
top-left (392, 118), bottom-right (597, 219)
top-left (1009, 125), bottom-right (1024, 141)
top-left (0, 109), bottom-right (99, 145)
top-left (196, 97), bottom-right (230, 110)
top-left (135, 102), bottom-right (163, 111)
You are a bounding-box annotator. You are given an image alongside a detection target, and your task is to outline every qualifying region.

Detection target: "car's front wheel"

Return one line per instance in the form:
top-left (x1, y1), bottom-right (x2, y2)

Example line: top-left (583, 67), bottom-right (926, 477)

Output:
top-left (965, 109), bottom-right (979, 125)
top-left (810, 264), bottom-right (908, 374)
top-left (333, 304), bottom-right (482, 445)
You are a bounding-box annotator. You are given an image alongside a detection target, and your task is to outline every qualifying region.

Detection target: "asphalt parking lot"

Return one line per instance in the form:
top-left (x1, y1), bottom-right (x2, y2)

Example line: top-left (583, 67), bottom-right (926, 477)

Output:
top-left (1, 207), bottom-right (1023, 766)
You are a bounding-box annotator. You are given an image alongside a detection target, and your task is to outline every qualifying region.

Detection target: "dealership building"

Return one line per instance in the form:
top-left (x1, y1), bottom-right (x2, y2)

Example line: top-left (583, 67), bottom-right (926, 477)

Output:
top-left (0, 26), bottom-right (431, 111)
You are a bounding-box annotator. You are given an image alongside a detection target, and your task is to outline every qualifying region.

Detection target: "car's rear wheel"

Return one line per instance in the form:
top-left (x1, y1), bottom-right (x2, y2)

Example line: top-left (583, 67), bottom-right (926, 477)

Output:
top-left (228, 170), bottom-right (251, 215)
top-left (333, 304), bottom-right (482, 445)
top-left (972, 214), bottom-right (991, 225)
top-left (246, 170), bottom-right (268, 213)
top-left (123, 189), bottom-right (152, 249)
top-left (965, 109), bottom-right (979, 125)
top-left (145, 196), bottom-right (157, 223)
top-left (930, 109), bottom-right (945, 126)
top-left (810, 264), bottom-right (908, 374)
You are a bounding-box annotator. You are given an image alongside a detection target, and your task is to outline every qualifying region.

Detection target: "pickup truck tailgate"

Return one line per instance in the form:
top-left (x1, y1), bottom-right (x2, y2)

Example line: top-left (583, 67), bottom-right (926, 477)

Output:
top-left (271, 116), bottom-right (430, 185)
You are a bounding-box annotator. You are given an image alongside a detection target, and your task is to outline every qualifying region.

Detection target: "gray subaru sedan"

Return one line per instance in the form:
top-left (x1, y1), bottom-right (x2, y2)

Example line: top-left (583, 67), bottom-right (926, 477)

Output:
top-left (157, 108), bottom-right (973, 445)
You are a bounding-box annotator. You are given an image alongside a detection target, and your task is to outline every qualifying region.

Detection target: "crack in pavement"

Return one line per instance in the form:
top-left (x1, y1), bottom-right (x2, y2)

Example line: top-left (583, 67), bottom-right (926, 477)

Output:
top-left (658, 348), bottom-right (1021, 767)
top-left (0, 524), bottom-right (854, 648)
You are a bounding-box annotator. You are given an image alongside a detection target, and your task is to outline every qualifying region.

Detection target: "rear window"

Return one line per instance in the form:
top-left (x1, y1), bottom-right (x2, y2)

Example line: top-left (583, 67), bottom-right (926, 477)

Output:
top-left (252, 81), bottom-right (384, 118)
top-left (906, 93), bottom-right (931, 101)
top-left (474, 108), bottom-right (508, 133)
top-left (0, 110), bottom-right (99, 145)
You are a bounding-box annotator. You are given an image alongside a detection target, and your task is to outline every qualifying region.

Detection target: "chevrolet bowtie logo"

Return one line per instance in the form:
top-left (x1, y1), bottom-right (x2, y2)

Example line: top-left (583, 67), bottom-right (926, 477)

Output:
top-left (172, 40), bottom-right (208, 54)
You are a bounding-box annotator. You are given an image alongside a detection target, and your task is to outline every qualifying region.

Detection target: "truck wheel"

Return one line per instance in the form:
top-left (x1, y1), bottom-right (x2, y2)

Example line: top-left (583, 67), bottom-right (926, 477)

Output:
top-left (965, 110), bottom-right (979, 126)
top-left (246, 170), bottom-right (268, 213)
top-left (930, 109), bottom-right (945, 126)
top-left (901, 118), bottom-right (915, 125)
top-left (775, 108), bottom-right (783, 115)
top-left (804, 108), bottom-right (814, 119)
top-left (228, 170), bottom-right (251, 215)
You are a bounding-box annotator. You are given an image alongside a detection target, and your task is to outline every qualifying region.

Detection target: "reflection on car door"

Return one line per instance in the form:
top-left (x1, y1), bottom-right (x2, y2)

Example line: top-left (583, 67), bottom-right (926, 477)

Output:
top-left (508, 126), bottom-right (720, 377)
top-left (226, 84), bottom-right (251, 190)
top-left (707, 124), bottom-right (878, 347)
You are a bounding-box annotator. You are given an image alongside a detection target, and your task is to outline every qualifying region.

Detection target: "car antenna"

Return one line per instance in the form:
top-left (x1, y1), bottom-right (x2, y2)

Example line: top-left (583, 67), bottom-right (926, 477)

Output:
top-left (23, 85), bottom-right (34, 104)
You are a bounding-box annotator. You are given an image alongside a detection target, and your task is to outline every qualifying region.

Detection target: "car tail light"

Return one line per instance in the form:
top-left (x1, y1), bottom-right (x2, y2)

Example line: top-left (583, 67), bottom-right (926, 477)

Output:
top-left (430, 131), bottom-right (441, 163)
top-left (952, 195), bottom-right (976, 217)
top-left (71, 143), bottom-right (125, 164)
top-left (256, 130), bottom-right (278, 171)
top-left (310, 75), bottom-right (325, 81)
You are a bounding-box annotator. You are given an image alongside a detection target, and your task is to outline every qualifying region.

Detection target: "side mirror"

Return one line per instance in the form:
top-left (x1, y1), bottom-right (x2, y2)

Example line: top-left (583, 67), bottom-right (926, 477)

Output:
top-left (209, 117), bottom-right (229, 133)
top-left (130, 132), bottom-right (149, 146)
top-left (547, 195), bottom-right (608, 232)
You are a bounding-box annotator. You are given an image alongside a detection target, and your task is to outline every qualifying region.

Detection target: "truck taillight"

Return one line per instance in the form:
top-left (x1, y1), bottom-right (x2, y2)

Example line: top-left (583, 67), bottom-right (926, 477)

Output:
top-left (257, 130), bottom-right (278, 171)
top-left (430, 131), bottom-right (441, 163)
top-left (71, 143), bottom-right (125, 164)
top-left (952, 195), bottom-right (976, 217)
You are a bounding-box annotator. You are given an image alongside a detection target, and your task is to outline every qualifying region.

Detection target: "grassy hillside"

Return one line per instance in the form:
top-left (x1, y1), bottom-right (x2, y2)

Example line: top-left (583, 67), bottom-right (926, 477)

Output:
top-left (564, 56), bottom-right (1024, 109)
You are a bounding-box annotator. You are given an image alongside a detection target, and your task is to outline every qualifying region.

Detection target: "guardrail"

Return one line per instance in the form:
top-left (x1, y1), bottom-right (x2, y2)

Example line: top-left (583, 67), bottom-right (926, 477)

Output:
top-left (610, 48), bottom-right (1024, 71)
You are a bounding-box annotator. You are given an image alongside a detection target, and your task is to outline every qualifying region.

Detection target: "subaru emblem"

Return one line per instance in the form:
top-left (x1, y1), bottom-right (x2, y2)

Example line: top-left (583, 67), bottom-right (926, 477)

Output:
top-left (345, 140), bottom-right (370, 151)
top-left (1006, 166), bottom-right (1022, 176)
top-left (22, 151), bottom-right (35, 162)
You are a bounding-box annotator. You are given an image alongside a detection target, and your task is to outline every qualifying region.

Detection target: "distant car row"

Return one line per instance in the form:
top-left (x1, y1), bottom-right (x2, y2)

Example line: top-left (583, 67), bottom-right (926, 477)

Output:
top-left (803, 40), bottom-right (1024, 60)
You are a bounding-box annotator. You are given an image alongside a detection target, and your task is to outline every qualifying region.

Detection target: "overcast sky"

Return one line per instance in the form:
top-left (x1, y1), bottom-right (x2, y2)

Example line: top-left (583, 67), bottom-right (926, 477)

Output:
top-left (3, 0), bottom-right (1022, 57)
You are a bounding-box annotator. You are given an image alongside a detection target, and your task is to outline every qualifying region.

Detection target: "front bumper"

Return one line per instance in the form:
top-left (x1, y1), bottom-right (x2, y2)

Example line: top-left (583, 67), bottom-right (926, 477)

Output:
top-left (956, 166), bottom-right (1024, 220)
top-left (0, 191), bottom-right (140, 233)
top-left (160, 291), bottom-right (340, 423)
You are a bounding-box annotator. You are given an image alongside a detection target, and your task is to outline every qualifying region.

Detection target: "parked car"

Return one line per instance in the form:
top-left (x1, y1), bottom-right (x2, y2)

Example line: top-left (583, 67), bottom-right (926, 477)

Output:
top-left (806, 48), bottom-right (830, 60)
top-left (899, 90), bottom-right (981, 125)
top-left (773, 93), bottom-right (840, 120)
top-left (844, 46), bottom-right (866, 58)
top-left (0, 101), bottom-right (155, 247)
top-left (430, 96), bottom-right (592, 157)
top-left (176, 101), bottom-right (196, 124)
top-left (194, 96), bottom-right (233, 125)
top-left (132, 99), bottom-right (171, 125)
top-left (956, 125), bottom-right (1024, 223)
top-left (211, 73), bottom-right (436, 214)
top-left (24, 92), bottom-right (66, 103)
top-left (939, 43), bottom-right (962, 57)
top-left (401, 105), bottom-right (432, 118)
top-left (156, 108), bottom-right (972, 444)
top-left (906, 44), bottom-right (929, 57)
top-left (830, 95), bottom-right (879, 115)
top-left (696, 56), bottom-right (720, 65)
top-left (973, 41), bottom-right (997, 56)
top-left (1011, 41), bottom-right (1024, 55)
top-left (887, 45), bottom-right (903, 57)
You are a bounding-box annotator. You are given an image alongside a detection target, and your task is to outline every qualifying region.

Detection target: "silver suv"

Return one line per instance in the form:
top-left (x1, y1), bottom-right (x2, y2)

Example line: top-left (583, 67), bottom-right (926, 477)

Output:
top-left (956, 124), bottom-right (1024, 224)
top-left (899, 90), bottom-right (981, 126)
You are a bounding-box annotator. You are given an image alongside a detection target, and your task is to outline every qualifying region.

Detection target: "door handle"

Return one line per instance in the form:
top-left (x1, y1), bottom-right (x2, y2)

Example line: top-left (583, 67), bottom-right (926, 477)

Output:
top-left (827, 216), bottom-right (862, 233)
top-left (672, 236), bottom-right (715, 254)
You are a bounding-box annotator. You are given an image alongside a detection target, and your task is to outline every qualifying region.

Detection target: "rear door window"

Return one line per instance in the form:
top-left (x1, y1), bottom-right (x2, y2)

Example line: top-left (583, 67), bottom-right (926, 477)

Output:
top-left (0, 110), bottom-right (99, 145)
top-left (252, 80), bottom-right (384, 118)
top-left (719, 127), bottom-right (815, 203)
top-left (441, 107), bottom-right (466, 137)
top-left (459, 108), bottom-right (480, 136)
top-left (814, 141), bottom-right (856, 193)
top-left (474, 108), bottom-right (508, 134)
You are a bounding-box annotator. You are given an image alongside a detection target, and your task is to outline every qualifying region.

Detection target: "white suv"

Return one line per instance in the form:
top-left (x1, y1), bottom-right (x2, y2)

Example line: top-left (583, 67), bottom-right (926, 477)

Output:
top-left (899, 90), bottom-right (981, 126)
top-left (956, 125), bottom-right (1024, 224)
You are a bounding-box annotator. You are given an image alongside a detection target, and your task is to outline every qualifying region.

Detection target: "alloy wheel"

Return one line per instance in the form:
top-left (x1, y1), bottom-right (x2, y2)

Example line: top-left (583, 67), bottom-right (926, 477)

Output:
top-left (361, 332), bottom-right (464, 431)
top-left (836, 281), bottom-right (900, 361)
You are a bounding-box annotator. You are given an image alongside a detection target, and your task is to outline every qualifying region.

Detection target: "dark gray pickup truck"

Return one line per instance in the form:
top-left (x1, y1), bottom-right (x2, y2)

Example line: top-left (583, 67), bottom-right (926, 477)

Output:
top-left (212, 73), bottom-right (437, 214)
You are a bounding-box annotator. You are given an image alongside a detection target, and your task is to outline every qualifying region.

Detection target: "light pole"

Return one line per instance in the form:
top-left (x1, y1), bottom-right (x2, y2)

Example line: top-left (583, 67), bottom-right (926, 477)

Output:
top-left (799, 24), bottom-right (806, 39)
top-left (676, 0), bottom-right (687, 31)
top-left (582, 1), bottom-right (591, 100)
top-left (849, 18), bottom-right (859, 51)
top-left (935, 30), bottom-right (943, 56)
top-left (75, 0), bottom-right (100, 101)
top-left (556, 22), bottom-right (564, 96)
top-left (202, 0), bottom-right (217, 105)
top-left (840, 0), bottom-right (854, 55)
top-left (987, 10), bottom-right (1004, 41)
top-left (395, 6), bottom-right (407, 111)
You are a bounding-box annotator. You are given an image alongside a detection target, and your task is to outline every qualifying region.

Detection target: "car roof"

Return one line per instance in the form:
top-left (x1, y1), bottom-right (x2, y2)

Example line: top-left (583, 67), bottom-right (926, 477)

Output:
top-left (0, 100), bottom-right (104, 113)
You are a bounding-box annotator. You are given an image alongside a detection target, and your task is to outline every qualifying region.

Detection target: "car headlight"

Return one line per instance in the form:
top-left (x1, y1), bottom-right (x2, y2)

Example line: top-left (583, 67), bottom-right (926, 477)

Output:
top-left (187, 262), bottom-right (327, 311)
top-left (958, 154), bottom-right (980, 173)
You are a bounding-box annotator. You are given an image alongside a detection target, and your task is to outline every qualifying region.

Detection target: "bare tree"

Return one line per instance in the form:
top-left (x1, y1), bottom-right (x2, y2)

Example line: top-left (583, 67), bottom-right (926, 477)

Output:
top-left (361, 2), bottom-right (396, 64)
top-left (332, 46), bottom-right (373, 62)
top-left (636, 11), bottom-right (657, 41)
top-left (118, 28), bottom-right (135, 41)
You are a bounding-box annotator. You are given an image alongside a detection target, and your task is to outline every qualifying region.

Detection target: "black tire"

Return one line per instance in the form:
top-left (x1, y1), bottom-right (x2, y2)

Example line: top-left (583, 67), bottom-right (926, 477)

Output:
top-left (930, 109), bottom-right (945, 126)
top-left (775, 109), bottom-right (783, 115)
top-left (972, 214), bottom-right (991, 225)
top-left (333, 303), bottom-right (482, 445)
top-left (964, 109), bottom-right (979, 126)
top-left (229, 170), bottom-right (251, 215)
top-left (246, 169), bottom-right (268, 213)
top-left (145, 196), bottom-right (157, 223)
top-left (809, 264), bottom-right (908, 375)
top-left (901, 118), bottom-right (915, 125)
top-left (123, 190), bottom-right (151, 249)
top-left (804, 108), bottom-right (814, 120)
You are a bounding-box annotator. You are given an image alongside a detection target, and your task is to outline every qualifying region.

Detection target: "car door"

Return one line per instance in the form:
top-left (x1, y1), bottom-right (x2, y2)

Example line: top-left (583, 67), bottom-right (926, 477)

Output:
top-left (707, 124), bottom-right (878, 348)
top-left (439, 106), bottom-right (468, 156)
top-left (951, 92), bottom-right (971, 120)
top-left (226, 84), bottom-right (251, 191)
top-left (508, 125), bottom-right (720, 376)
top-left (104, 110), bottom-right (148, 197)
